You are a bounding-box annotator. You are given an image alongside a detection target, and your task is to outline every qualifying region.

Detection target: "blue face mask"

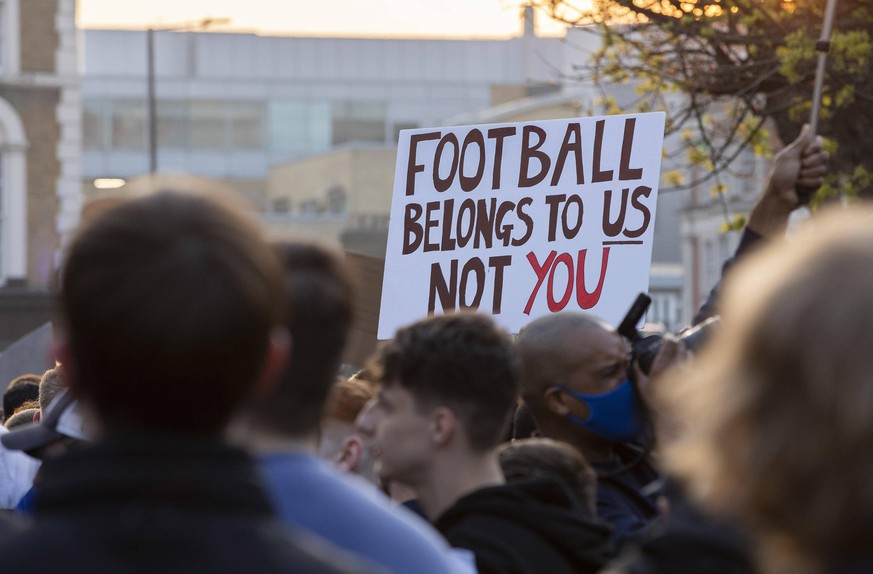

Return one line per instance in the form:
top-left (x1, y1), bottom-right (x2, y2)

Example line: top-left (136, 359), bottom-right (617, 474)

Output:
top-left (559, 379), bottom-right (643, 443)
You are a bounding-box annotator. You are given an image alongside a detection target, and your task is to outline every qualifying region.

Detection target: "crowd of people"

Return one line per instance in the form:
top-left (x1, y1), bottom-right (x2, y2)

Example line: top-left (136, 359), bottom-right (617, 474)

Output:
top-left (0, 123), bottom-right (865, 574)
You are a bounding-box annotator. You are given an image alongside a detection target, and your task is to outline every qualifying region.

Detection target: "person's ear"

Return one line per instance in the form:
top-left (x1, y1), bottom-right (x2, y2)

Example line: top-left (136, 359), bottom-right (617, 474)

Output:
top-left (253, 327), bottom-right (291, 400)
top-left (545, 386), bottom-right (571, 416)
top-left (52, 334), bottom-right (78, 395)
top-left (430, 407), bottom-right (456, 447)
top-left (335, 435), bottom-right (363, 473)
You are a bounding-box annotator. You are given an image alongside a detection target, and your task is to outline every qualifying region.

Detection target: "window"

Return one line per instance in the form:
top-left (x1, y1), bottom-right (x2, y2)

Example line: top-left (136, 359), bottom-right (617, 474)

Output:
top-left (271, 197), bottom-right (290, 214)
top-left (325, 185), bottom-right (347, 214)
top-left (157, 100), bottom-right (189, 149)
top-left (0, 1), bottom-right (5, 73)
top-left (109, 100), bottom-right (147, 151)
top-left (189, 100), bottom-right (227, 150)
top-left (269, 99), bottom-right (334, 158)
top-left (269, 100), bottom-right (312, 155)
top-left (83, 98), bottom-right (108, 151)
top-left (0, 96), bottom-right (27, 284)
top-left (0, 0), bottom-right (20, 77)
top-left (229, 102), bottom-right (265, 150)
top-left (703, 238), bottom-right (718, 299)
top-left (331, 101), bottom-right (386, 146)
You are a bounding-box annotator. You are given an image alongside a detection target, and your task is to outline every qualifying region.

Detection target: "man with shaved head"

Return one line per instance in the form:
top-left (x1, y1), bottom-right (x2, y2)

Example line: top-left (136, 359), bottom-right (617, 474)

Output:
top-left (517, 124), bottom-right (831, 548)
top-left (516, 313), bottom-right (661, 545)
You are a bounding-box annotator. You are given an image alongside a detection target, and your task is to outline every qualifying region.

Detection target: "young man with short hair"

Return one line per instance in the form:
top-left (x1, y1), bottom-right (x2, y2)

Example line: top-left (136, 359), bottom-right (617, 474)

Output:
top-left (359, 313), bottom-right (614, 574)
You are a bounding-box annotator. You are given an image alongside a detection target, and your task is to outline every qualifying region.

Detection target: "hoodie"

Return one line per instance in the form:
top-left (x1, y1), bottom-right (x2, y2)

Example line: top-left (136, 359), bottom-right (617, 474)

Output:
top-left (434, 478), bottom-right (616, 574)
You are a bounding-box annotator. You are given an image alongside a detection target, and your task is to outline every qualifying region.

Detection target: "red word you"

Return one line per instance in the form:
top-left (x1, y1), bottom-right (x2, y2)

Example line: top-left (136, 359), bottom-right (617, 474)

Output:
top-left (524, 249), bottom-right (610, 314)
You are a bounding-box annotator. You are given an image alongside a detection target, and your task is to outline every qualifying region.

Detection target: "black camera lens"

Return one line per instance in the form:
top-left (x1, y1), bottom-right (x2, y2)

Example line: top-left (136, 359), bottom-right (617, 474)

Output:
top-left (632, 334), bottom-right (664, 376)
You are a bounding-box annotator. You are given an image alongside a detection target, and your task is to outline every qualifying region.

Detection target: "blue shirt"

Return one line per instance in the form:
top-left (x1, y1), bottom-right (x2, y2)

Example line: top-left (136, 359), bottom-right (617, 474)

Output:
top-left (259, 452), bottom-right (460, 574)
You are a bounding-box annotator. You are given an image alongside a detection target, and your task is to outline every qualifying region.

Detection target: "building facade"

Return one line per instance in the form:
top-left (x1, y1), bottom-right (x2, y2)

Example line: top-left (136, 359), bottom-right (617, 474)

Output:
top-left (0, 0), bottom-right (81, 349)
top-left (82, 18), bottom-right (773, 335)
top-left (82, 21), bottom-right (565, 208)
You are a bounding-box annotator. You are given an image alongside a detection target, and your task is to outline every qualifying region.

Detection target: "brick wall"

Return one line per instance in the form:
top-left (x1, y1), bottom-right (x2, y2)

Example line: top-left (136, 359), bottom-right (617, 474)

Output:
top-left (19, 0), bottom-right (59, 74)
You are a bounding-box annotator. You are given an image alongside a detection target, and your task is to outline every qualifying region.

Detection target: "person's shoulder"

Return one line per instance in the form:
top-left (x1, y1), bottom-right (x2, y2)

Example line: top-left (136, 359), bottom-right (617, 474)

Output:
top-left (260, 453), bottom-right (457, 573)
top-left (0, 519), bottom-right (385, 574)
top-left (260, 452), bottom-right (386, 510)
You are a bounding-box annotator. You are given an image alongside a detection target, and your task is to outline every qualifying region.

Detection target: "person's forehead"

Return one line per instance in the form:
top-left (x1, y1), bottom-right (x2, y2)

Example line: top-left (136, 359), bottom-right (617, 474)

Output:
top-left (565, 326), bottom-right (626, 364)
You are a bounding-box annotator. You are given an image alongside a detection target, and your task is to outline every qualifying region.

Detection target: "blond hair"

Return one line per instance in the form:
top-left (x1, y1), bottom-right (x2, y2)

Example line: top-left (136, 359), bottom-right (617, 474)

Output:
top-left (659, 207), bottom-right (873, 572)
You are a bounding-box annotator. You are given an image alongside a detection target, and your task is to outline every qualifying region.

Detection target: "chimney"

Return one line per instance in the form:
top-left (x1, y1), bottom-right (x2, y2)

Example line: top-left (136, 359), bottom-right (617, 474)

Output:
top-left (522, 5), bottom-right (536, 37)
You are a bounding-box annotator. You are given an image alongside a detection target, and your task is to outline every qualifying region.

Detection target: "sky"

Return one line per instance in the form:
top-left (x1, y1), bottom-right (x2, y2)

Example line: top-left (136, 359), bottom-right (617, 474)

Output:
top-left (77, 0), bottom-right (569, 39)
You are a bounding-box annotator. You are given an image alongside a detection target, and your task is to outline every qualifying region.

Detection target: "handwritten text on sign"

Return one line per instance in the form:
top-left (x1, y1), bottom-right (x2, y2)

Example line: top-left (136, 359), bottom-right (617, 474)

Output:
top-left (378, 112), bottom-right (665, 339)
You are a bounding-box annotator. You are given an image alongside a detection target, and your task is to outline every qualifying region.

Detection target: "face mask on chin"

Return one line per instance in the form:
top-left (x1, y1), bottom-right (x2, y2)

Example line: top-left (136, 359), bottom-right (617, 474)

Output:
top-left (558, 379), bottom-right (644, 444)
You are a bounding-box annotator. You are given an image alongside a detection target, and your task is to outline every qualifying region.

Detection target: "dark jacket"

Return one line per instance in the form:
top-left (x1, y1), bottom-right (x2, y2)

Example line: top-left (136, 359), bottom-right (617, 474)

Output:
top-left (434, 478), bottom-right (615, 574)
top-left (604, 481), bottom-right (756, 574)
top-left (592, 444), bottom-right (662, 546)
top-left (0, 434), bottom-right (377, 574)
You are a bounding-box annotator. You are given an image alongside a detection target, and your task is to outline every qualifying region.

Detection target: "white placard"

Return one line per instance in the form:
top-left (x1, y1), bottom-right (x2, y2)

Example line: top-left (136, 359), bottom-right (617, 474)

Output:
top-left (378, 112), bottom-right (666, 339)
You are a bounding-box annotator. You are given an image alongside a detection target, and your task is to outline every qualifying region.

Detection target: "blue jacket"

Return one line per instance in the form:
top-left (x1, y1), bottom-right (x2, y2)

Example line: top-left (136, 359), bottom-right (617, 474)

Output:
top-left (260, 452), bottom-right (461, 574)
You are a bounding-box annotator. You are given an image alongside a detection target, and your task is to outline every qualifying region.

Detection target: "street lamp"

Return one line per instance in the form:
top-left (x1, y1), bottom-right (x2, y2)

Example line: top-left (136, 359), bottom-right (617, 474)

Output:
top-left (146, 18), bottom-right (230, 174)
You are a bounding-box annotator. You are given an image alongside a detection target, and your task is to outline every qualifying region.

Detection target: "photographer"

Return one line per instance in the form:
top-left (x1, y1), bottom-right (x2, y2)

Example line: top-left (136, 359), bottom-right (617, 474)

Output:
top-left (516, 313), bottom-right (664, 546)
top-left (516, 126), bottom-right (828, 550)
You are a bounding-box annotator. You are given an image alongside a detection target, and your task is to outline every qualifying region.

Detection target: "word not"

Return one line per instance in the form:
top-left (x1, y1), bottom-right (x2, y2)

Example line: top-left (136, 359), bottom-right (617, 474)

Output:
top-left (428, 256), bottom-right (512, 315)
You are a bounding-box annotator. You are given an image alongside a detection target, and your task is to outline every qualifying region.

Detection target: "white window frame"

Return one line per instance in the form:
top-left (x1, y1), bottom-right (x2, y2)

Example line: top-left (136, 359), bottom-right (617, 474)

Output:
top-left (0, 96), bottom-right (28, 285)
top-left (0, 0), bottom-right (21, 78)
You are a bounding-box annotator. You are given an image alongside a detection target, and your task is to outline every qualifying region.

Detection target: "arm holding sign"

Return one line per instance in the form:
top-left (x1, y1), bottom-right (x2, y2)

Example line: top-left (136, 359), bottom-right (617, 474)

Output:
top-left (693, 126), bottom-right (828, 324)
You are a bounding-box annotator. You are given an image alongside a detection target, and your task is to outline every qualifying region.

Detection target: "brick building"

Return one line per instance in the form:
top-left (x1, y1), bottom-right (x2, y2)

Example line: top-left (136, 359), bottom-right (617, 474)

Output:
top-left (0, 0), bottom-right (81, 349)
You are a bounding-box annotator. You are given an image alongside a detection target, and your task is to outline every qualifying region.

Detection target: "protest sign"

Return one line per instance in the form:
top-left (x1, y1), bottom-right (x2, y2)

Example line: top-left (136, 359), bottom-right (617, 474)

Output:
top-left (378, 112), bottom-right (666, 340)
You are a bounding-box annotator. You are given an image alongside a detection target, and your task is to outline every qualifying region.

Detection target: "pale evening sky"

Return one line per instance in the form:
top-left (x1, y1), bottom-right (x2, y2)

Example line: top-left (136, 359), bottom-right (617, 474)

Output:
top-left (77, 0), bottom-right (570, 38)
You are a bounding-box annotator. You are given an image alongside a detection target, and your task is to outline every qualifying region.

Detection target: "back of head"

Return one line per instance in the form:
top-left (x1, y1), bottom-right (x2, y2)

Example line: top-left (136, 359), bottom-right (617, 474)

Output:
top-left (499, 437), bottom-right (597, 519)
top-left (3, 375), bottom-right (40, 422)
top-left (59, 190), bottom-right (284, 436)
top-left (5, 407), bottom-right (38, 430)
top-left (374, 313), bottom-right (518, 452)
top-left (661, 207), bottom-right (873, 570)
top-left (38, 365), bottom-right (65, 414)
top-left (319, 376), bottom-right (379, 481)
top-left (251, 241), bottom-right (354, 437)
top-left (324, 376), bottom-right (376, 425)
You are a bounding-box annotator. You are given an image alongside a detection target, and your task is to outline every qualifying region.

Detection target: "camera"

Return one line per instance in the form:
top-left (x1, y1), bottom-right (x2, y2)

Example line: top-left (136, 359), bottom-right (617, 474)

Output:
top-left (617, 293), bottom-right (719, 377)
